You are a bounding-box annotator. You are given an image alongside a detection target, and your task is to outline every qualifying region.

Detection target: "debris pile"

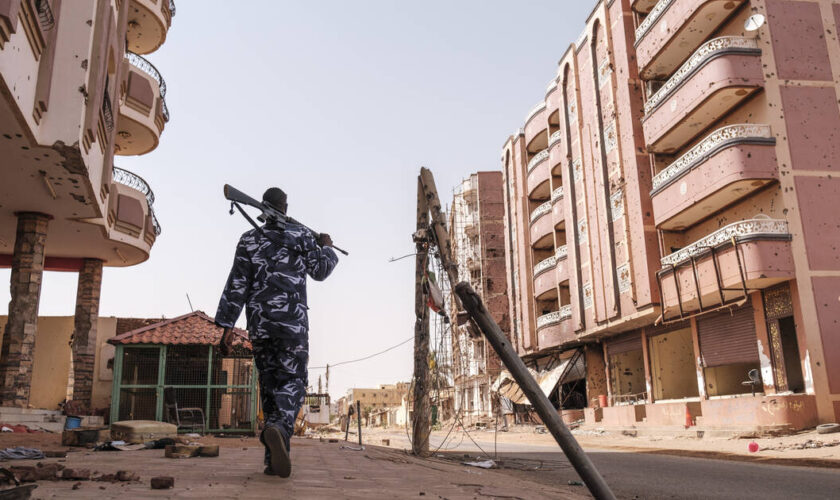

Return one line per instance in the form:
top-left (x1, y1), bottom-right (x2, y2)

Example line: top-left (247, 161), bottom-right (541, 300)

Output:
top-left (3, 463), bottom-right (139, 484)
top-left (761, 439), bottom-right (840, 451)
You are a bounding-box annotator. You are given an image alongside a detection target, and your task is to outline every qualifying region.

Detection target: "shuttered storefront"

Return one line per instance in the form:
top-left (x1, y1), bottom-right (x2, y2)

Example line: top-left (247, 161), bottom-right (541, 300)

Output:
top-left (697, 305), bottom-right (759, 367)
top-left (606, 332), bottom-right (642, 356)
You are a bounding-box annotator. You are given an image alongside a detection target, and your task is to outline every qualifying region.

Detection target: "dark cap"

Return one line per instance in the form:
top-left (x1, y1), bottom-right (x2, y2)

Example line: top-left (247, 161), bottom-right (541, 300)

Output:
top-left (263, 187), bottom-right (287, 213)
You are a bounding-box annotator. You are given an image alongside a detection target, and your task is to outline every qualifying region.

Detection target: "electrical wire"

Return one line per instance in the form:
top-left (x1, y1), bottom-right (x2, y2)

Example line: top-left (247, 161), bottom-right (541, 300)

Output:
top-left (309, 336), bottom-right (414, 370)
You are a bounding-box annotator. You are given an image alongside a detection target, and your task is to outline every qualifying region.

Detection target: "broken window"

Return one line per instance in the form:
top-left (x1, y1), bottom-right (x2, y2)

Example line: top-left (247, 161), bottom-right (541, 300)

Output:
top-left (648, 326), bottom-right (700, 401)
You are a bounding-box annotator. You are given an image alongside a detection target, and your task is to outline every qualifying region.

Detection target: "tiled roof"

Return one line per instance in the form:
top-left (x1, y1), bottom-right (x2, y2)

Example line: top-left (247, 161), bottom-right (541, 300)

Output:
top-left (108, 311), bottom-right (250, 350)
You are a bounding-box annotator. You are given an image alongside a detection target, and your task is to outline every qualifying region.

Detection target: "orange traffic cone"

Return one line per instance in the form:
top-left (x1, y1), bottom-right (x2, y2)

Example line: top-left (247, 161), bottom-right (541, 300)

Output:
top-left (685, 406), bottom-right (693, 428)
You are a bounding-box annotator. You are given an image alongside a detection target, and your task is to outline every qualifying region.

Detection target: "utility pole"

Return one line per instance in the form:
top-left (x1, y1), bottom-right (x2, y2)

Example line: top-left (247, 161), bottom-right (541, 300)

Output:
top-left (419, 167), bottom-right (460, 288)
top-left (412, 176), bottom-right (431, 456)
top-left (455, 282), bottom-right (616, 500)
top-left (411, 167), bottom-right (474, 455)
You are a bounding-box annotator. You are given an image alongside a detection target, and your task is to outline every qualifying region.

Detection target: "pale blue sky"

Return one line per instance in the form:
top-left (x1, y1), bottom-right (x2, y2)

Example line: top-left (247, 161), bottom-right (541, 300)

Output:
top-left (2, 1), bottom-right (593, 399)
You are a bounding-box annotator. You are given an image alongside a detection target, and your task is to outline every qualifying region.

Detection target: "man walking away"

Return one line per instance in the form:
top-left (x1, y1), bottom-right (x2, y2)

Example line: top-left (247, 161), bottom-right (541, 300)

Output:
top-left (214, 187), bottom-right (339, 477)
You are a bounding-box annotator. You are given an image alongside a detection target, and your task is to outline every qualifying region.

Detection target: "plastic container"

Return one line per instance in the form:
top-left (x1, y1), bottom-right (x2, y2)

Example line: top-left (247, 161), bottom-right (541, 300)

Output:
top-left (64, 416), bottom-right (82, 430)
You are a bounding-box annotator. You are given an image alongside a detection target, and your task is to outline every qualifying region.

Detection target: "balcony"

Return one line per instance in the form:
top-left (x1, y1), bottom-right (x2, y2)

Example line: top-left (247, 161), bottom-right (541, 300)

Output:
top-left (548, 130), bottom-right (564, 169)
top-left (642, 37), bottom-right (763, 154)
top-left (116, 52), bottom-right (169, 156)
top-left (524, 102), bottom-right (548, 152)
top-left (551, 186), bottom-right (565, 226)
top-left (527, 150), bottom-right (550, 198)
top-left (651, 124), bottom-right (778, 230)
top-left (536, 306), bottom-right (575, 348)
top-left (529, 201), bottom-right (553, 248)
top-left (126, 0), bottom-right (175, 55)
top-left (534, 255), bottom-right (557, 298)
top-left (106, 167), bottom-right (161, 265)
top-left (555, 245), bottom-right (569, 283)
top-left (635, 0), bottom-right (746, 80)
top-left (657, 218), bottom-right (793, 321)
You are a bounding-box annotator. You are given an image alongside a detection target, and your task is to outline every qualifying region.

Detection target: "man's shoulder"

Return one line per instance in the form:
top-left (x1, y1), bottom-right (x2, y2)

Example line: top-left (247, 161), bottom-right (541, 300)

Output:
top-left (283, 222), bottom-right (312, 241)
top-left (239, 228), bottom-right (260, 243)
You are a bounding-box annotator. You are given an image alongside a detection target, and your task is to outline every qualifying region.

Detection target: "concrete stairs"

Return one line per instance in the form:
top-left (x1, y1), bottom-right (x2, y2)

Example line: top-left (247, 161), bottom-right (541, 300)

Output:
top-left (0, 407), bottom-right (104, 433)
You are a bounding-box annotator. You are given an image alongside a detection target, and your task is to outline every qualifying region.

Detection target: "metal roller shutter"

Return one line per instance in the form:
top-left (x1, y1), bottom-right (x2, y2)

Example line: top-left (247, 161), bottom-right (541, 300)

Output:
top-left (697, 305), bottom-right (759, 367)
top-left (606, 332), bottom-right (642, 356)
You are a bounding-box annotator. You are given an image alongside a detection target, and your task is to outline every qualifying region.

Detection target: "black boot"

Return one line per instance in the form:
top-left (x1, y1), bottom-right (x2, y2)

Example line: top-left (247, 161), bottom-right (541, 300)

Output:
top-left (263, 427), bottom-right (291, 478)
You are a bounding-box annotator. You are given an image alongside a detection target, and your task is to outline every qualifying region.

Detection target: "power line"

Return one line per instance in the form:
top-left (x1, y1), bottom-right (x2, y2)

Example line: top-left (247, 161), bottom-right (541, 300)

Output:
top-left (309, 336), bottom-right (414, 370)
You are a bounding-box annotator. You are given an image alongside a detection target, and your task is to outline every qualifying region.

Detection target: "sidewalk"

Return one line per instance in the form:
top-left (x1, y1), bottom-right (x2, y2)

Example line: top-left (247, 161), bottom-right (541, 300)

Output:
top-left (1, 436), bottom-right (590, 499)
top-left (357, 425), bottom-right (840, 469)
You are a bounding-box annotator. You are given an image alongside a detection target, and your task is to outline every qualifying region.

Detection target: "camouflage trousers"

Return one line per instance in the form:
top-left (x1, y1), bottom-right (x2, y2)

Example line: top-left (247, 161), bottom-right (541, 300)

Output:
top-left (252, 337), bottom-right (308, 465)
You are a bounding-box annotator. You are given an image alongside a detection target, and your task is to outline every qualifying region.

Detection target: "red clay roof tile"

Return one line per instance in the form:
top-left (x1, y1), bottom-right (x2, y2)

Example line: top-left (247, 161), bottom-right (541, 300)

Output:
top-left (108, 311), bottom-right (251, 350)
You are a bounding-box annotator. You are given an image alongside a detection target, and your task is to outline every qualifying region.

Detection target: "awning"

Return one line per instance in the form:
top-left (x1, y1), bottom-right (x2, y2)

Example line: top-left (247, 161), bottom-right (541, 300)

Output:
top-left (492, 354), bottom-right (585, 405)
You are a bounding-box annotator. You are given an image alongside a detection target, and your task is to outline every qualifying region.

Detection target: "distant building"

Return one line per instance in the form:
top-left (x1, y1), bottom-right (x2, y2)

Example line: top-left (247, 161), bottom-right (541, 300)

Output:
top-left (345, 383), bottom-right (410, 412)
top-left (0, 0), bottom-right (176, 411)
top-left (448, 173), bottom-right (509, 422)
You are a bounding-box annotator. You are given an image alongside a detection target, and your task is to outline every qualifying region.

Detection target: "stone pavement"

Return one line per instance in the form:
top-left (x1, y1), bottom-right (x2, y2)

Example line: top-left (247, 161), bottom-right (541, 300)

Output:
top-left (9, 438), bottom-right (589, 499)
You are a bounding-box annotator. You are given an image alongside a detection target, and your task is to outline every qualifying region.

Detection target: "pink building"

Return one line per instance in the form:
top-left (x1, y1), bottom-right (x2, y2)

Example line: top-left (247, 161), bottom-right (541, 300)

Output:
top-left (0, 0), bottom-right (174, 411)
top-left (502, 0), bottom-right (840, 431)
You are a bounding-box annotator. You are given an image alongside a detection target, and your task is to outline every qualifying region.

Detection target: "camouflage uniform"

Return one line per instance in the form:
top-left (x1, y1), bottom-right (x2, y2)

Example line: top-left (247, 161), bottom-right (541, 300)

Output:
top-left (215, 221), bottom-right (338, 463)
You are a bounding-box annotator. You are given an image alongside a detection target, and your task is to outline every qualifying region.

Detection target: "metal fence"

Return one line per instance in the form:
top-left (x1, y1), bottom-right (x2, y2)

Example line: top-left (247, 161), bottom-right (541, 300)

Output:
top-left (110, 344), bottom-right (258, 433)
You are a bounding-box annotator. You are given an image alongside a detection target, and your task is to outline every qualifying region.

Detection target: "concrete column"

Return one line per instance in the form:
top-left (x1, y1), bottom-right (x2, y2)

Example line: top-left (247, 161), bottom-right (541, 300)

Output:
top-left (0, 213), bottom-right (51, 407)
top-left (640, 329), bottom-right (654, 403)
top-left (70, 258), bottom-right (103, 410)
top-left (584, 344), bottom-right (607, 407)
top-left (689, 318), bottom-right (708, 400)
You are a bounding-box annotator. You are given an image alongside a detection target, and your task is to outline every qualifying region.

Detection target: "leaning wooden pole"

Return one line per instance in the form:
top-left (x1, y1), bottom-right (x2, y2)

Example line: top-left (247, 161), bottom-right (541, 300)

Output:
top-left (454, 282), bottom-right (617, 500)
top-left (419, 167), bottom-right (460, 288)
top-left (411, 176), bottom-right (431, 456)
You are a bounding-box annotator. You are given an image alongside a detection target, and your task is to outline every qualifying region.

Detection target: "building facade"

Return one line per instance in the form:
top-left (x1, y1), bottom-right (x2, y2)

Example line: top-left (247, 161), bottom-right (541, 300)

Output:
top-left (0, 0), bottom-right (174, 411)
top-left (346, 383), bottom-right (411, 413)
top-left (502, 0), bottom-right (840, 430)
top-left (448, 172), bottom-right (509, 422)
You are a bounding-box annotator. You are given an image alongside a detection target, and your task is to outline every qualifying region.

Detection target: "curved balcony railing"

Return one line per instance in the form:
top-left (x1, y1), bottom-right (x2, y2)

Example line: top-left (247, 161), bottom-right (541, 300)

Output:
top-left (114, 167), bottom-right (154, 206)
top-left (525, 102), bottom-right (547, 124)
top-left (551, 185), bottom-right (564, 203)
top-left (546, 80), bottom-right (558, 94)
top-left (527, 149), bottom-right (549, 173)
top-left (652, 124), bottom-right (773, 191)
top-left (537, 311), bottom-right (561, 329)
top-left (555, 245), bottom-right (568, 260)
top-left (530, 200), bottom-right (552, 224)
top-left (635, 0), bottom-right (674, 41)
top-left (660, 218), bottom-right (788, 267)
top-left (644, 37), bottom-right (759, 115)
top-left (126, 51), bottom-right (170, 121)
top-left (559, 304), bottom-right (572, 320)
top-left (549, 130), bottom-right (562, 147)
top-left (534, 255), bottom-right (557, 277)
top-left (537, 306), bottom-right (572, 329)
top-left (113, 167), bottom-right (161, 235)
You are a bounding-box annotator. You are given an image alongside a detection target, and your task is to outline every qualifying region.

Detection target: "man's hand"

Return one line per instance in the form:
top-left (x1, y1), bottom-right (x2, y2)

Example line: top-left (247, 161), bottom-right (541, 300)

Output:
top-left (219, 327), bottom-right (235, 356)
top-left (317, 233), bottom-right (333, 248)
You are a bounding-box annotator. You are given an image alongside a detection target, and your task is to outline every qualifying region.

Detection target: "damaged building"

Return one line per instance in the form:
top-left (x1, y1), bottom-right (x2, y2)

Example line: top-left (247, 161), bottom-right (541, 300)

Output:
top-left (448, 172), bottom-right (510, 423)
top-left (500, 0), bottom-right (840, 431)
top-left (0, 0), bottom-right (175, 417)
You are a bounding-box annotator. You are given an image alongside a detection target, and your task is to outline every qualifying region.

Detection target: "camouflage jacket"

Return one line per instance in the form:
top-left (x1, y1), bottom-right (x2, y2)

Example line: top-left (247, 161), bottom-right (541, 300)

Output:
top-left (215, 221), bottom-right (339, 340)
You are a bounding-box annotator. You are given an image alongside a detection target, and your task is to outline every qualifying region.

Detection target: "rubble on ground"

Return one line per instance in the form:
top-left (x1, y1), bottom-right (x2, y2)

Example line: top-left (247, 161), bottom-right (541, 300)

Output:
top-left (761, 439), bottom-right (840, 451)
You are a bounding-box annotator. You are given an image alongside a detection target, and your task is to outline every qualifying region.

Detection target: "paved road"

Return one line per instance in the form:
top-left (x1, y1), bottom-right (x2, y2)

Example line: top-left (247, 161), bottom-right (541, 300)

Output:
top-left (376, 431), bottom-right (840, 499)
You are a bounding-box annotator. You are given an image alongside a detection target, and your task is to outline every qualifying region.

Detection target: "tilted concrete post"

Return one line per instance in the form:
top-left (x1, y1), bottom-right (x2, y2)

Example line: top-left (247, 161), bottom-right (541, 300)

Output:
top-left (71, 258), bottom-right (103, 409)
top-left (0, 212), bottom-right (51, 407)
